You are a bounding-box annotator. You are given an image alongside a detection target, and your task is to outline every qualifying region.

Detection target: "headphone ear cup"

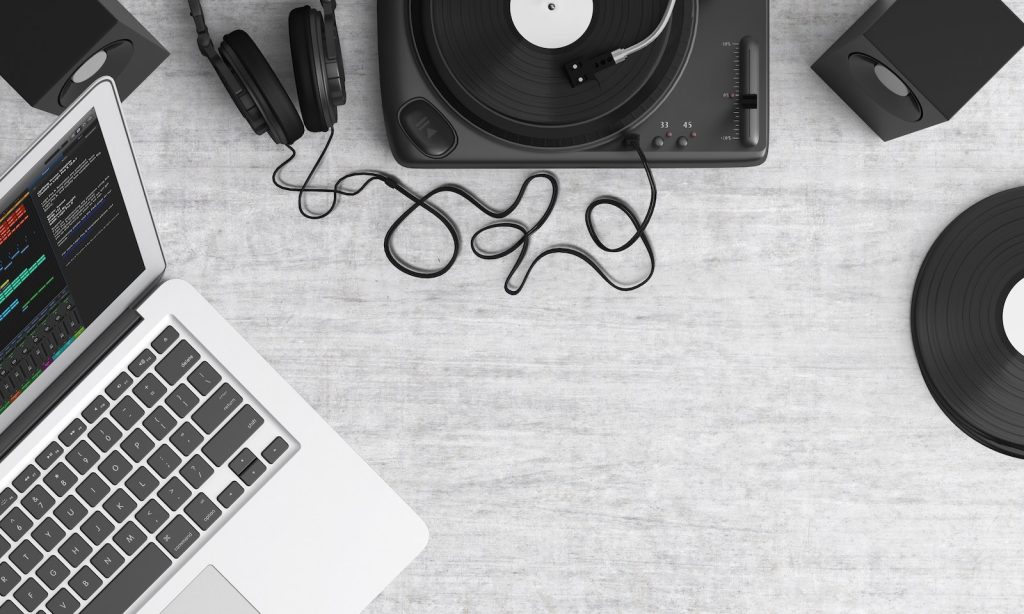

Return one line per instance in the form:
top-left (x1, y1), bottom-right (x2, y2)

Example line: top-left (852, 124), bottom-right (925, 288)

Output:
top-left (220, 30), bottom-right (305, 146)
top-left (289, 6), bottom-right (335, 132)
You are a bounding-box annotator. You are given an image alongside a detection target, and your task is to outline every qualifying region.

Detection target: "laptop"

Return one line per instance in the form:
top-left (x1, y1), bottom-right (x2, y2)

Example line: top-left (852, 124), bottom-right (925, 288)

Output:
top-left (0, 78), bottom-right (427, 614)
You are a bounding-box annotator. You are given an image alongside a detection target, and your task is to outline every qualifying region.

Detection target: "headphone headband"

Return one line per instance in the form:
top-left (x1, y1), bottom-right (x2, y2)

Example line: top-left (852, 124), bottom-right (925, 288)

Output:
top-left (186, 0), bottom-right (268, 135)
top-left (187, 0), bottom-right (215, 57)
top-left (319, 0), bottom-right (347, 105)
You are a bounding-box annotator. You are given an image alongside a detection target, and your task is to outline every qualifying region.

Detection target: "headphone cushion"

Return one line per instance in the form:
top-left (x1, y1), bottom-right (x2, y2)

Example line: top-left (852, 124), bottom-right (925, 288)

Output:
top-left (221, 30), bottom-right (305, 145)
top-left (289, 6), bottom-right (333, 132)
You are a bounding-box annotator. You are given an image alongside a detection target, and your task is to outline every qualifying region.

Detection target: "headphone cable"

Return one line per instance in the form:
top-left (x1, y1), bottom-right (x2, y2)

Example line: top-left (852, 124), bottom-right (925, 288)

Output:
top-left (271, 127), bottom-right (657, 295)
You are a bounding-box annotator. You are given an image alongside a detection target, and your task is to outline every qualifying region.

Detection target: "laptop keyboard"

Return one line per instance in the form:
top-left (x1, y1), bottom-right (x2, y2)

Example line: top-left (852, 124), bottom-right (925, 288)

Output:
top-left (0, 323), bottom-right (295, 614)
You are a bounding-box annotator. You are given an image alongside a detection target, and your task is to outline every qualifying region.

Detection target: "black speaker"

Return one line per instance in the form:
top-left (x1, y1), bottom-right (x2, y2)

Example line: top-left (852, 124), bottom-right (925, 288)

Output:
top-left (0, 0), bottom-right (168, 114)
top-left (813, 0), bottom-right (1024, 141)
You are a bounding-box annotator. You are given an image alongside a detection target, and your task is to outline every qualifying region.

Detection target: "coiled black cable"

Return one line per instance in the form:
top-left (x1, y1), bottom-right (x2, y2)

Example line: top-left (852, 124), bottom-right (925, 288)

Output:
top-left (272, 127), bottom-right (657, 294)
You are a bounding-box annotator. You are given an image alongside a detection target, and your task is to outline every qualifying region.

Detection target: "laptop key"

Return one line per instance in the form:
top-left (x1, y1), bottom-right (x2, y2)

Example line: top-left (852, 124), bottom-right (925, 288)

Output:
top-left (110, 396), bottom-right (145, 429)
top-left (58, 419), bottom-right (86, 446)
top-left (99, 450), bottom-right (131, 485)
top-left (126, 466), bottom-right (159, 500)
top-left (104, 372), bottom-right (133, 401)
top-left (0, 534), bottom-right (8, 557)
top-left (148, 444), bottom-right (182, 478)
top-left (121, 428), bottom-right (156, 462)
top-left (113, 521), bottom-right (146, 557)
top-left (136, 500), bottom-right (170, 534)
top-left (58, 533), bottom-right (92, 568)
top-left (185, 493), bottom-right (221, 530)
top-left (46, 588), bottom-right (80, 614)
top-left (157, 515), bottom-right (199, 559)
top-left (1, 507), bottom-right (31, 541)
top-left (217, 482), bottom-right (244, 508)
top-left (23, 484), bottom-right (55, 518)
top-left (12, 465), bottom-right (39, 493)
top-left (129, 349), bottom-right (156, 377)
top-left (13, 577), bottom-right (45, 610)
top-left (151, 326), bottom-right (179, 354)
top-left (11, 540), bottom-right (42, 573)
top-left (0, 488), bottom-right (16, 515)
top-left (53, 496), bottom-right (87, 530)
top-left (90, 544), bottom-right (124, 578)
top-left (81, 511), bottom-right (114, 545)
top-left (180, 455), bottom-right (213, 488)
top-left (31, 518), bottom-right (65, 551)
top-left (262, 436), bottom-right (289, 464)
top-left (103, 489), bottom-right (137, 523)
top-left (143, 406), bottom-right (176, 440)
top-left (35, 441), bottom-right (63, 470)
top-left (193, 384), bottom-right (243, 435)
top-left (170, 422), bottom-right (202, 455)
top-left (79, 543), bottom-right (170, 614)
top-left (35, 555), bottom-right (69, 589)
top-left (229, 449), bottom-right (256, 476)
top-left (156, 340), bottom-right (200, 385)
top-left (165, 384), bottom-right (199, 418)
top-left (81, 396), bottom-right (110, 423)
top-left (133, 373), bottom-right (167, 408)
top-left (44, 462), bottom-right (78, 497)
top-left (0, 561), bottom-right (19, 596)
top-left (67, 440), bottom-right (99, 474)
top-left (68, 565), bottom-right (101, 600)
top-left (204, 405), bottom-right (263, 466)
top-left (240, 457), bottom-right (267, 486)
top-left (87, 417), bottom-right (122, 452)
top-left (76, 474), bottom-right (110, 507)
top-left (158, 477), bottom-right (191, 511)
top-left (187, 361), bottom-right (221, 396)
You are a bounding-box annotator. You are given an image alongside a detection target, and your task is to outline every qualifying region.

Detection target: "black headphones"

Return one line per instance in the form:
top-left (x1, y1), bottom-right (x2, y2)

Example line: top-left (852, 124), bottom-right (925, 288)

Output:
top-left (187, 0), bottom-right (346, 145)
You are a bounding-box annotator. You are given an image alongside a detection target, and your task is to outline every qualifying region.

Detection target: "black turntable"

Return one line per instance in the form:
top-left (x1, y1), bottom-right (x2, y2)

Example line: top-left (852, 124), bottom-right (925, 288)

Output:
top-left (378, 0), bottom-right (769, 168)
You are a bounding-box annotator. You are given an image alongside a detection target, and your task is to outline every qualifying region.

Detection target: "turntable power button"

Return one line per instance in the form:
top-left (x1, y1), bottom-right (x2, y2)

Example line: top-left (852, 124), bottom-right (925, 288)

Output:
top-left (398, 99), bottom-right (457, 159)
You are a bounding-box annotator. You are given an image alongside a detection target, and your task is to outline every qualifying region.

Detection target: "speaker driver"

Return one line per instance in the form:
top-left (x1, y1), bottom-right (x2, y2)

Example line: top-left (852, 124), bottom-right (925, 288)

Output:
top-left (58, 40), bottom-right (135, 108)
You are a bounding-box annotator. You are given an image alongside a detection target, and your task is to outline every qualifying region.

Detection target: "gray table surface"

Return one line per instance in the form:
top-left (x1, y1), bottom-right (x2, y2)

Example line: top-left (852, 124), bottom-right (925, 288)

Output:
top-left (4, 0), bottom-right (1024, 612)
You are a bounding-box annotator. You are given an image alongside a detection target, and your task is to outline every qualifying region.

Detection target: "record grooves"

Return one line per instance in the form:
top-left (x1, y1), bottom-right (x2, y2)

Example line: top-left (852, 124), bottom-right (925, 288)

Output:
top-left (410, 0), bottom-right (697, 149)
top-left (912, 188), bottom-right (1024, 457)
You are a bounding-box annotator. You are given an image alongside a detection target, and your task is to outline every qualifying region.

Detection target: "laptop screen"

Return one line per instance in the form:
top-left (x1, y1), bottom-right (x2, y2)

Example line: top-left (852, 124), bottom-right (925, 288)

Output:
top-left (0, 110), bottom-right (144, 416)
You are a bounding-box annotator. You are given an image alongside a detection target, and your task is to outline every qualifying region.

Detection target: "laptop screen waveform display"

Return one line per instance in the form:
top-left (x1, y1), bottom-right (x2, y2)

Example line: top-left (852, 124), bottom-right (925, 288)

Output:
top-left (0, 111), bottom-right (143, 414)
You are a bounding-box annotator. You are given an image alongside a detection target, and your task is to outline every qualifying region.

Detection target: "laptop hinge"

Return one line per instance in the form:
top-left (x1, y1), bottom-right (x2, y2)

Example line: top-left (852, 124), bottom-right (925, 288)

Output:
top-left (0, 309), bottom-right (144, 460)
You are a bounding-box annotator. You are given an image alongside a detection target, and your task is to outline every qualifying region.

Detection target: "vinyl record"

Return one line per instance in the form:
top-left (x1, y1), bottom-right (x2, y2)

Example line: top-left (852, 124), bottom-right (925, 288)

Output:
top-left (410, 0), bottom-right (697, 149)
top-left (912, 187), bottom-right (1024, 457)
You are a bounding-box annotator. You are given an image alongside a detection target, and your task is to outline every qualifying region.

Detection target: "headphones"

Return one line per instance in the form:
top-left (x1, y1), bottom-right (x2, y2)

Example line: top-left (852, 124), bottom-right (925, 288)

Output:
top-left (187, 0), bottom-right (346, 146)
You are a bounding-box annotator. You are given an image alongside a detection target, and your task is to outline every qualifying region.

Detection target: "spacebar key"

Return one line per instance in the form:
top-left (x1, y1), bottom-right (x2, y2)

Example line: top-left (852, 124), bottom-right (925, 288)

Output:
top-left (81, 544), bottom-right (171, 614)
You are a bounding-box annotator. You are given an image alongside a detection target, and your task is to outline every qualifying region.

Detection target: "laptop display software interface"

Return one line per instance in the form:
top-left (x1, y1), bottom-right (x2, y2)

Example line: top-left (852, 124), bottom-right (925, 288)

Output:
top-left (0, 110), bottom-right (143, 414)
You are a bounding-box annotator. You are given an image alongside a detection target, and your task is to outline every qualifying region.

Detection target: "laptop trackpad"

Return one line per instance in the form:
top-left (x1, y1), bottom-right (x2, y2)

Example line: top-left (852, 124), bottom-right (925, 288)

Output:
top-left (161, 566), bottom-right (260, 614)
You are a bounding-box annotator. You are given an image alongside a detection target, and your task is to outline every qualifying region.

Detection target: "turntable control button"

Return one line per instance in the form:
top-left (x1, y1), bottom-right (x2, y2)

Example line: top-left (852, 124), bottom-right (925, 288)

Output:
top-left (398, 99), bottom-right (456, 158)
top-left (651, 136), bottom-right (665, 149)
top-left (676, 137), bottom-right (689, 149)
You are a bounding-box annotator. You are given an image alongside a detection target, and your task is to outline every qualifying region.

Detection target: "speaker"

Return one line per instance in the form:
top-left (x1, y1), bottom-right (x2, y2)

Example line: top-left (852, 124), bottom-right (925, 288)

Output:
top-left (0, 1), bottom-right (168, 114)
top-left (812, 0), bottom-right (1024, 141)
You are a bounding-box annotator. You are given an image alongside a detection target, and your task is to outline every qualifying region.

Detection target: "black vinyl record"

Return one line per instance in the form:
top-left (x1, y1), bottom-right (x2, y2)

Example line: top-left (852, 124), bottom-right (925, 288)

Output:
top-left (410, 0), bottom-right (697, 149)
top-left (912, 187), bottom-right (1024, 457)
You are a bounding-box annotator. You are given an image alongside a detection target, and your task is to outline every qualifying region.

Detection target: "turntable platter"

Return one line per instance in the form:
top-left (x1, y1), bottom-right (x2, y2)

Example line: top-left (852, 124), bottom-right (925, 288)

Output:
top-left (411, 0), bottom-right (698, 148)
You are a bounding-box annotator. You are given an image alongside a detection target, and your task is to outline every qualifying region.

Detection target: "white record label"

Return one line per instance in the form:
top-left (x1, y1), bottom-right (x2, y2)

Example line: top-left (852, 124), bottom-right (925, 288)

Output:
top-left (1004, 277), bottom-right (1024, 356)
top-left (510, 0), bottom-right (594, 49)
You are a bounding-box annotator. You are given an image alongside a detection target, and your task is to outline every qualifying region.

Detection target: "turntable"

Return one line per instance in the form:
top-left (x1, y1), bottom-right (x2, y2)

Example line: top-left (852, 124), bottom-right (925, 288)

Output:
top-left (378, 0), bottom-right (769, 168)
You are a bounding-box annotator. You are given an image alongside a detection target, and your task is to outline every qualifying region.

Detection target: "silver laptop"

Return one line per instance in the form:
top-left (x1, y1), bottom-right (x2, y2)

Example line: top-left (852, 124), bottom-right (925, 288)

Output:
top-left (0, 79), bottom-right (427, 614)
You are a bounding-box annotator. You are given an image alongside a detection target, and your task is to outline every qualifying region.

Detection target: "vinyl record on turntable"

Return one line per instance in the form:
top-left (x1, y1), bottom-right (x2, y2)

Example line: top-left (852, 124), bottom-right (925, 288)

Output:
top-left (411, 0), bottom-right (696, 148)
top-left (912, 188), bottom-right (1024, 457)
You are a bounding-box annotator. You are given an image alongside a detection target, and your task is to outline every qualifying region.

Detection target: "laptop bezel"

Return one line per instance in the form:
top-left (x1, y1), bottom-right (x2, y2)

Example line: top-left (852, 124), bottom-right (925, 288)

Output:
top-left (0, 77), bottom-right (165, 437)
